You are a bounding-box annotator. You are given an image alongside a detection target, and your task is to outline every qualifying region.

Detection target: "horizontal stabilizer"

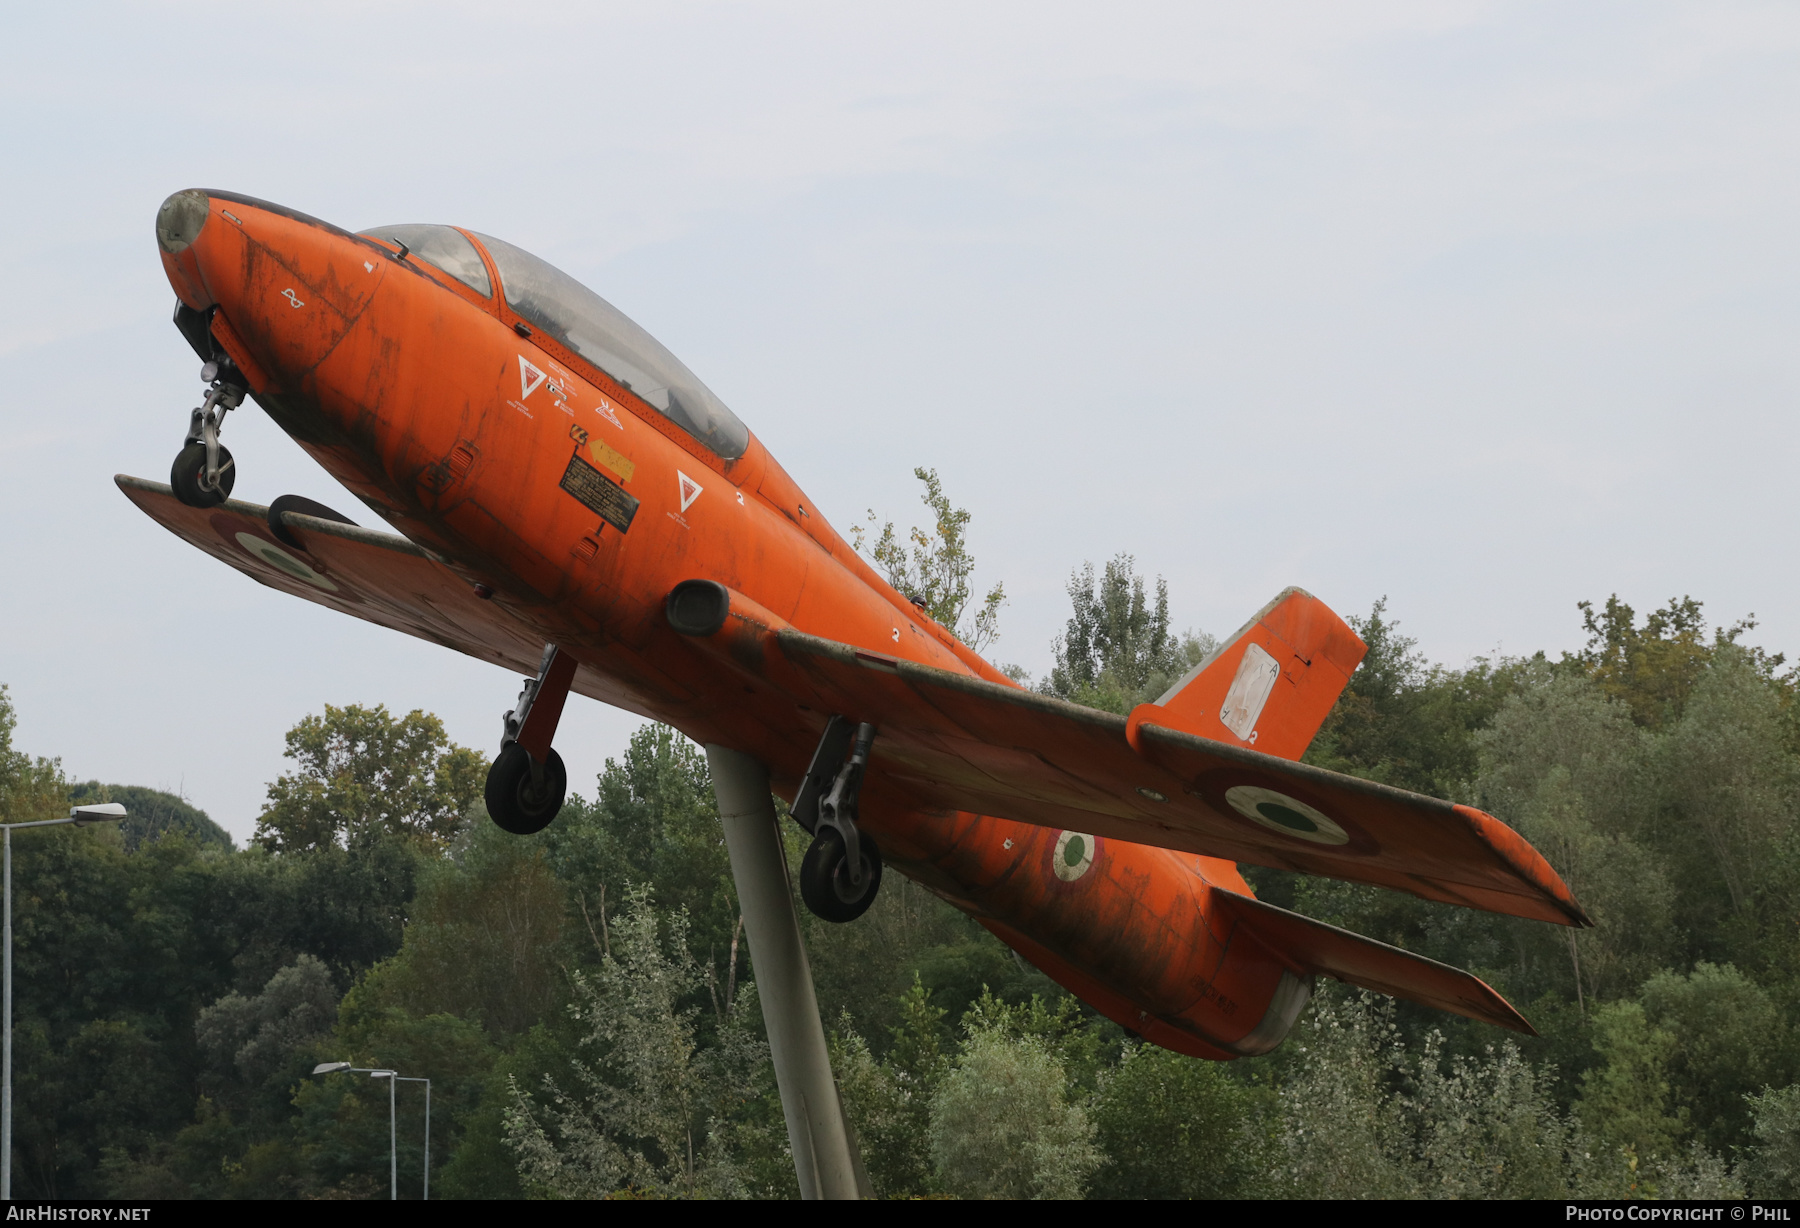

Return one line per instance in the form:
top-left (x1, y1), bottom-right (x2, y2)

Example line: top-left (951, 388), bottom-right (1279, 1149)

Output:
top-left (1212, 889), bottom-right (1533, 1034)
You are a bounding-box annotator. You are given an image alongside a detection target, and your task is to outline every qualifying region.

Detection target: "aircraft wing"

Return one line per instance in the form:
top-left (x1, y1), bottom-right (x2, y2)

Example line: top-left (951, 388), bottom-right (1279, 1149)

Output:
top-left (123, 472), bottom-right (1581, 927)
top-left (114, 475), bottom-right (643, 712)
top-left (748, 629), bottom-right (1587, 928)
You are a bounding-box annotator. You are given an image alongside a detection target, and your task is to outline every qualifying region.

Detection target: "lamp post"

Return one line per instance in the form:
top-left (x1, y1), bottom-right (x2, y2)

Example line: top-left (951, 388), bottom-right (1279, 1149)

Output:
top-left (393, 1076), bottom-right (431, 1200)
top-left (2, 802), bottom-right (128, 1200)
top-left (312, 1062), bottom-right (430, 1199)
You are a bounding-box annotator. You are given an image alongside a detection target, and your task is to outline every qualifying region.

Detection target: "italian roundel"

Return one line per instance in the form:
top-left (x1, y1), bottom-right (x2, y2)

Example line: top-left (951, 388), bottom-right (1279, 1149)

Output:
top-left (1052, 831), bottom-right (1096, 881)
top-left (1223, 785), bottom-right (1349, 846)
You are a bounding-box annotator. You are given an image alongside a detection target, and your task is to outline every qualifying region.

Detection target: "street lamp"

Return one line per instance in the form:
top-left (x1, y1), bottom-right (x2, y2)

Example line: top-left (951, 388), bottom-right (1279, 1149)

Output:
top-left (311, 1062), bottom-right (431, 1200)
top-left (2, 802), bottom-right (128, 1199)
top-left (396, 1073), bottom-right (430, 1195)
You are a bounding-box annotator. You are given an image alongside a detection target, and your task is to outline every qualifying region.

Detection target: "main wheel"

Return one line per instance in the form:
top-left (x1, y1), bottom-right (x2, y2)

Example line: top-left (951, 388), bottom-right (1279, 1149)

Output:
top-left (485, 743), bottom-right (567, 835)
top-left (170, 441), bottom-right (235, 508)
top-left (799, 828), bottom-right (882, 922)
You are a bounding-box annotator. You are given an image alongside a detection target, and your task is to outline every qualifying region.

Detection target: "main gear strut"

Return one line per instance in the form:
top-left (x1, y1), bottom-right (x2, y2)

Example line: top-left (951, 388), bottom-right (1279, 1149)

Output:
top-left (792, 717), bottom-right (882, 922)
top-left (170, 359), bottom-right (245, 508)
top-left (486, 643), bottom-right (576, 835)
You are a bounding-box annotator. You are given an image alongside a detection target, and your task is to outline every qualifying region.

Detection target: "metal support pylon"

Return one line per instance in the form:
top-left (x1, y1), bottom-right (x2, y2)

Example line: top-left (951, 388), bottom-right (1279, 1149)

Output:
top-left (705, 745), bottom-right (869, 1200)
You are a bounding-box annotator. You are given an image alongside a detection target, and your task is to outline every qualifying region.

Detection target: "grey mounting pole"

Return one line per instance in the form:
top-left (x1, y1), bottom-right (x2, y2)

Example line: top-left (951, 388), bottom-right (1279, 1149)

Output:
top-left (387, 1073), bottom-right (396, 1200)
top-left (3, 826), bottom-right (11, 1203)
top-left (706, 745), bottom-right (865, 1200)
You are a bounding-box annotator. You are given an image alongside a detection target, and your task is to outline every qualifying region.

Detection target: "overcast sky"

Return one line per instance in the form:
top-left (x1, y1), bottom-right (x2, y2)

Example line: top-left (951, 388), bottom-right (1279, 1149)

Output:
top-left (3, 2), bottom-right (1796, 843)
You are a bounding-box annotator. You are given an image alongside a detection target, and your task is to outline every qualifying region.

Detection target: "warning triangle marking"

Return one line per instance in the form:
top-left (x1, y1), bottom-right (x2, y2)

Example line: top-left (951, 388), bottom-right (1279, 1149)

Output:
top-left (677, 471), bottom-right (703, 513)
top-left (518, 356), bottom-right (547, 400)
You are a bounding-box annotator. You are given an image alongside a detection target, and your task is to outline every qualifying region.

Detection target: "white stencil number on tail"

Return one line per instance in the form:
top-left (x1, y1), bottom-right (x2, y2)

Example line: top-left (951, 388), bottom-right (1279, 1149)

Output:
top-left (1220, 641), bottom-right (1281, 742)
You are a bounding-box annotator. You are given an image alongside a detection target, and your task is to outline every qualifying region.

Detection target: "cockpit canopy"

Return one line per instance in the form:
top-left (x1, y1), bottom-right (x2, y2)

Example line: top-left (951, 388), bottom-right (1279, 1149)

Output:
top-left (359, 224), bottom-right (491, 297)
top-left (359, 223), bottom-right (749, 460)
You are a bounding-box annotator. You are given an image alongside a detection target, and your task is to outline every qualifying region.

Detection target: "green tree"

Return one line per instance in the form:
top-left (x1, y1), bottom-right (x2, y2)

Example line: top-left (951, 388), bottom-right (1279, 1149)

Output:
top-left (1572, 595), bottom-right (1788, 731)
top-left (1575, 1001), bottom-right (1686, 1161)
top-left (373, 819), bottom-right (568, 1038)
top-left (293, 998), bottom-right (497, 1200)
top-left (1639, 963), bottom-right (1787, 1153)
top-left (1743, 1083), bottom-right (1800, 1198)
top-left (66, 783), bottom-right (231, 851)
top-left (255, 704), bottom-right (483, 853)
top-left (1090, 1043), bottom-right (1272, 1199)
top-left (830, 1022), bottom-right (933, 1198)
top-left (852, 467), bottom-right (1006, 651)
top-left (195, 955), bottom-right (339, 1128)
top-left (1405, 1031), bottom-right (1595, 1199)
top-left (503, 888), bottom-right (768, 1198)
top-left (547, 724), bottom-right (739, 975)
top-left (0, 684), bottom-right (64, 828)
top-left (1660, 646), bottom-right (1798, 918)
top-left (929, 1023), bottom-right (1101, 1199)
top-left (1473, 664), bottom-right (1675, 1006)
top-left (1044, 555), bottom-right (1210, 713)
top-left (200, 838), bottom-right (423, 992)
top-left (1308, 598), bottom-right (1523, 798)
top-left (1271, 989), bottom-right (1613, 1199)
top-left (1271, 990), bottom-right (1419, 1198)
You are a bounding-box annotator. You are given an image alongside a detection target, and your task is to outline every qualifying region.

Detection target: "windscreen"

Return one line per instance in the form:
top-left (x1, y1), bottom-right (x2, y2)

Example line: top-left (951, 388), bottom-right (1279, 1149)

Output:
top-left (358, 224), bottom-right (491, 297)
top-left (472, 232), bottom-right (748, 460)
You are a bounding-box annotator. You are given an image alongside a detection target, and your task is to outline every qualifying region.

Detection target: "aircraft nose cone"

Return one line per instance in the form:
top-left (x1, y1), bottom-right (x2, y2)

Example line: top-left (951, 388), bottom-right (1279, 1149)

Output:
top-left (156, 190), bottom-right (209, 254)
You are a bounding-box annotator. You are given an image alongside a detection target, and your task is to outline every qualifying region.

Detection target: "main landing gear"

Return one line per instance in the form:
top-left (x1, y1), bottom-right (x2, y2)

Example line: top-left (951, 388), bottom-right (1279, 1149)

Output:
top-left (170, 359), bottom-right (245, 509)
top-left (487, 644), bottom-right (577, 834)
top-left (791, 717), bottom-right (883, 922)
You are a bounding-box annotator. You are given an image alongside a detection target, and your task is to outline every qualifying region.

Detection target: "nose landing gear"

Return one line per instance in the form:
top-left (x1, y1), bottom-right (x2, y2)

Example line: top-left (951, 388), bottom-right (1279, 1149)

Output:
top-left (792, 718), bottom-right (883, 922)
top-left (170, 360), bottom-right (245, 508)
top-left (487, 644), bottom-right (577, 835)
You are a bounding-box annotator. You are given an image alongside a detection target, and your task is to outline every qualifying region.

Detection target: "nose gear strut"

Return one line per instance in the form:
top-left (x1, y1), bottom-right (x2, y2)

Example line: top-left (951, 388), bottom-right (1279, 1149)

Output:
top-left (486, 643), bottom-right (576, 835)
top-left (170, 359), bottom-right (246, 508)
top-left (792, 717), bottom-right (883, 922)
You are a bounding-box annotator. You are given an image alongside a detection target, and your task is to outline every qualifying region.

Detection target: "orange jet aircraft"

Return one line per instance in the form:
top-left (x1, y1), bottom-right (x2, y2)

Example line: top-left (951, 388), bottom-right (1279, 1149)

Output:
top-left (130, 190), bottom-right (1587, 1079)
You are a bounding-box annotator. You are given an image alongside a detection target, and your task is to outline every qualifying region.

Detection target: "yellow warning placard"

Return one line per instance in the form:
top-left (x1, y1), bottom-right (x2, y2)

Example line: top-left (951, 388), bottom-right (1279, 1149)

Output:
top-left (588, 439), bottom-right (636, 483)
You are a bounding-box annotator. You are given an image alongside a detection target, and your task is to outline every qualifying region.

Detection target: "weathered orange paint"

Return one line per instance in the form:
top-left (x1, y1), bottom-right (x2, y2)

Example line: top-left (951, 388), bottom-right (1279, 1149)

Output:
top-left (129, 189), bottom-right (1583, 1057)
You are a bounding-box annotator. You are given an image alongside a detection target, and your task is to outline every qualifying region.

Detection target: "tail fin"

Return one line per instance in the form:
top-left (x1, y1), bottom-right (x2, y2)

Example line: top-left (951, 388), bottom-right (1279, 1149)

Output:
top-left (1212, 889), bottom-right (1533, 1035)
top-left (1131, 587), bottom-right (1365, 761)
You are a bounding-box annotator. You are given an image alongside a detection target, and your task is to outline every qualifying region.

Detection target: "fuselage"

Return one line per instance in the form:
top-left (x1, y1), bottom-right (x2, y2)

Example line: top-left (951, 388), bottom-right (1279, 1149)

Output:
top-left (154, 189), bottom-right (1312, 1059)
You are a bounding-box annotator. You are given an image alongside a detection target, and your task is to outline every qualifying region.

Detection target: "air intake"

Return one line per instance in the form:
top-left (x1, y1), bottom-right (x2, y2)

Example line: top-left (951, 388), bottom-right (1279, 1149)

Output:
top-left (666, 580), bottom-right (731, 637)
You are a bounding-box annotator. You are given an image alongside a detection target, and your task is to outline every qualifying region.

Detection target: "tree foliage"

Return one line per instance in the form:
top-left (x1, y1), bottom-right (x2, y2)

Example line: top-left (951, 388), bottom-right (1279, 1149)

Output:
top-left (504, 887), bottom-right (766, 1198)
top-left (1043, 555), bottom-right (1212, 713)
top-left (1089, 1042), bottom-right (1272, 1198)
top-left (255, 704), bottom-right (483, 853)
top-left (853, 467), bottom-right (1006, 651)
top-left (928, 1016), bottom-right (1102, 1199)
top-left (67, 782), bottom-right (232, 850)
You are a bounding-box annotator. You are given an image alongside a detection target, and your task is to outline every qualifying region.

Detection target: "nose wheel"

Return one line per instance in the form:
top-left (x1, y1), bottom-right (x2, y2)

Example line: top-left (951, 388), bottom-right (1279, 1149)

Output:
top-left (171, 441), bottom-right (235, 507)
top-left (171, 360), bottom-right (246, 509)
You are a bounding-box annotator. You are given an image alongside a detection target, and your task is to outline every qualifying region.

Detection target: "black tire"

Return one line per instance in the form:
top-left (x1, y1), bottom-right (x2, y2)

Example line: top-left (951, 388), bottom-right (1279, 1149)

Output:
top-left (170, 441), bottom-right (235, 508)
top-left (267, 493), bottom-right (357, 548)
top-left (485, 743), bottom-right (567, 835)
top-left (799, 828), bottom-right (882, 923)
